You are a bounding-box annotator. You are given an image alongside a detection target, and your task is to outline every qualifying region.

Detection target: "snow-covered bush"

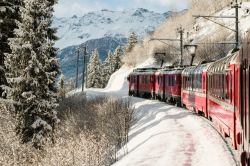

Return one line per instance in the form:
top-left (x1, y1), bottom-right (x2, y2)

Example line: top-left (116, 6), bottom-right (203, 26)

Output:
top-left (0, 94), bottom-right (134, 165)
top-left (0, 100), bottom-right (43, 165)
top-left (55, 94), bottom-right (134, 165)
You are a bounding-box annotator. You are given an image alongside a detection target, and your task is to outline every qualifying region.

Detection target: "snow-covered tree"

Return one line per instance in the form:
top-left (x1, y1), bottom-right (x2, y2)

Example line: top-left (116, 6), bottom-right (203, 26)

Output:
top-left (113, 46), bottom-right (123, 71)
top-left (0, 0), bottom-right (21, 97)
top-left (59, 74), bottom-right (65, 98)
top-left (125, 32), bottom-right (138, 53)
top-left (4, 0), bottom-right (59, 148)
top-left (101, 50), bottom-right (114, 87)
top-left (87, 49), bottom-right (103, 88)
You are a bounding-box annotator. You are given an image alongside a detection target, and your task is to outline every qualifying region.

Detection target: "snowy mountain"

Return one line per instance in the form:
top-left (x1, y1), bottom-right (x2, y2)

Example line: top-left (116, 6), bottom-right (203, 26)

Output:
top-left (53, 8), bottom-right (171, 49)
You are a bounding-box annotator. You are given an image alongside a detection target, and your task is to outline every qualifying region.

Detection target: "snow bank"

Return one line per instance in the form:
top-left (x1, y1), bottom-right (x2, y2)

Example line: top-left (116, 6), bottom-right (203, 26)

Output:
top-left (113, 98), bottom-right (236, 166)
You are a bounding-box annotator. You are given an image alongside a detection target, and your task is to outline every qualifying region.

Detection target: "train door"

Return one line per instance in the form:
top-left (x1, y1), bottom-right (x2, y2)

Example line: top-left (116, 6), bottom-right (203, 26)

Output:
top-left (240, 34), bottom-right (250, 165)
top-left (163, 74), bottom-right (166, 100)
top-left (136, 75), bottom-right (139, 96)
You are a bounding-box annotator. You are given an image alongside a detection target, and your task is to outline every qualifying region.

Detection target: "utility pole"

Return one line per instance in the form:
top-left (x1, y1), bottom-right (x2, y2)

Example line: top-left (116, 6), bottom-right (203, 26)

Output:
top-left (232, 0), bottom-right (241, 48)
top-left (193, 0), bottom-right (241, 49)
top-left (75, 49), bottom-right (80, 88)
top-left (82, 45), bottom-right (87, 92)
top-left (149, 31), bottom-right (184, 66)
top-left (177, 27), bottom-right (184, 66)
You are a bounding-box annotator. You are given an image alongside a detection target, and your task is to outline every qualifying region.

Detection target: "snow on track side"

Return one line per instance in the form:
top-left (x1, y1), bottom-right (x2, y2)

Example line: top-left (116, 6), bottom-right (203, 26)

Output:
top-left (113, 97), bottom-right (236, 166)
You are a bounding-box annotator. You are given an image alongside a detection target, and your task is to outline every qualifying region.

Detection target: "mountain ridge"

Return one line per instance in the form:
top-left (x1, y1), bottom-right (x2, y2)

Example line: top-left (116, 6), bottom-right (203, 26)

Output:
top-left (53, 8), bottom-right (171, 49)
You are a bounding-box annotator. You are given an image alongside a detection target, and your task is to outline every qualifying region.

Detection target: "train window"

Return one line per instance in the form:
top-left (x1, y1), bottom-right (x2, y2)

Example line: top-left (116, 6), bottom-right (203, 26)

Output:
top-left (222, 74), bottom-right (224, 99)
top-left (199, 74), bottom-right (202, 90)
top-left (230, 72), bottom-right (232, 103)
top-left (172, 75), bottom-right (175, 86)
top-left (219, 74), bottom-right (221, 98)
top-left (199, 74), bottom-right (201, 90)
top-left (216, 75), bottom-right (218, 96)
top-left (213, 75), bottom-right (215, 96)
top-left (174, 75), bottom-right (177, 86)
top-left (166, 76), bottom-right (168, 86)
top-left (224, 74), bottom-right (228, 101)
top-left (202, 76), bottom-right (205, 90)
top-left (169, 75), bottom-right (172, 86)
top-left (173, 75), bottom-right (176, 86)
top-left (184, 77), bottom-right (186, 89)
top-left (192, 74), bottom-right (194, 90)
top-left (194, 74), bottom-right (197, 90)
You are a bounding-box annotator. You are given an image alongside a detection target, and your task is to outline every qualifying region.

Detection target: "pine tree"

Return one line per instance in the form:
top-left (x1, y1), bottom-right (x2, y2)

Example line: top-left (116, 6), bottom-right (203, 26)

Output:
top-left (113, 46), bottom-right (123, 71)
top-left (101, 50), bottom-right (113, 87)
top-left (0, 0), bottom-right (21, 97)
top-left (125, 32), bottom-right (138, 53)
top-left (87, 49), bottom-right (102, 88)
top-left (59, 74), bottom-right (65, 98)
top-left (5, 0), bottom-right (59, 148)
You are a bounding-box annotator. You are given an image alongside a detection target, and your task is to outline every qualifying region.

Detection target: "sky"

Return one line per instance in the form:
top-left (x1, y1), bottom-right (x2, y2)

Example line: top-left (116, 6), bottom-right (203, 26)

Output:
top-left (54, 0), bottom-right (189, 17)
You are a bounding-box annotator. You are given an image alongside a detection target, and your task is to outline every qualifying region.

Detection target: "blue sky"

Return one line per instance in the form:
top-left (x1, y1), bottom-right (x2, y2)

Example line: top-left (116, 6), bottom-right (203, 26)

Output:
top-left (54, 0), bottom-right (188, 17)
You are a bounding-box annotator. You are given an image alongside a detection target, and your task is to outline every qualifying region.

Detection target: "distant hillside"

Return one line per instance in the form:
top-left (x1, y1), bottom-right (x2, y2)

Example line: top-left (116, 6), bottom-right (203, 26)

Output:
top-left (57, 37), bottom-right (127, 80)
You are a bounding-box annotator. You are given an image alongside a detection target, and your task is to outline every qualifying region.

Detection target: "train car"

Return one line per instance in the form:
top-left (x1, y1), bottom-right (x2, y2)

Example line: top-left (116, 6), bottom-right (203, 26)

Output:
top-left (207, 51), bottom-right (241, 152)
top-left (128, 68), bottom-right (158, 98)
top-left (155, 66), bottom-right (184, 105)
top-left (127, 69), bottom-right (139, 96)
top-left (181, 63), bottom-right (211, 117)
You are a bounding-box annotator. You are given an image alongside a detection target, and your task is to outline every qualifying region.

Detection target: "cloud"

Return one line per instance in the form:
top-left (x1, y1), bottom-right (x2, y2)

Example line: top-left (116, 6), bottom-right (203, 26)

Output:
top-left (54, 0), bottom-right (188, 17)
top-left (54, 0), bottom-right (108, 17)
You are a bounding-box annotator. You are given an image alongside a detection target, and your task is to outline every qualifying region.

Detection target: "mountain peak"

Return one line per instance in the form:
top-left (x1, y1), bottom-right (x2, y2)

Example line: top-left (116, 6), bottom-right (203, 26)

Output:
top-left (53, 9), bottom-right (177, 49)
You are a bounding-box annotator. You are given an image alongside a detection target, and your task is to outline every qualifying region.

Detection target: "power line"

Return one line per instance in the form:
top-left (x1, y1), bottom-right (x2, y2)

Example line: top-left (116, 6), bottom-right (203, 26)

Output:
top-left (149, 26), bottom-right (184, 66)
top-left (193, 0), bottom-right (241, 49)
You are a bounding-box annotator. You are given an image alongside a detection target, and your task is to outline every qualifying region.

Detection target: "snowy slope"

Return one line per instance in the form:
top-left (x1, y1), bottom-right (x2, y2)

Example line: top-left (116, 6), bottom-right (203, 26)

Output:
top-left (53, 8), bottom-right (170, 49)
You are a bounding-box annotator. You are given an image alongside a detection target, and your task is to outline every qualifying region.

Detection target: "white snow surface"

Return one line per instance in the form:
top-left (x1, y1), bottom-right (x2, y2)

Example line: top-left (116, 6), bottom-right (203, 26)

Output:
top-left (113, 99), bottom-right (236, 166)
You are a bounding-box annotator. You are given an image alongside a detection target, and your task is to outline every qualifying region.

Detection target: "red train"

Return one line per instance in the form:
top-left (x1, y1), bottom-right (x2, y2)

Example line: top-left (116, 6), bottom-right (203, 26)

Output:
top-left (127, 34), bottom-right (250, 165)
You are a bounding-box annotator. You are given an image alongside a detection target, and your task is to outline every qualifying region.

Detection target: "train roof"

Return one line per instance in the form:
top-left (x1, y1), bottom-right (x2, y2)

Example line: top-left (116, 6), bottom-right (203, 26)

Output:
top-left (155, 66), bottom-right (185, 75)
top-left (130, 67), bottom-right (160, 75)
top-left (207, 50), bottom-right (239, 74)
top-left (133, 67), bottom-right (160, 72)
top-left (182, 63), bottom-right (212, 75)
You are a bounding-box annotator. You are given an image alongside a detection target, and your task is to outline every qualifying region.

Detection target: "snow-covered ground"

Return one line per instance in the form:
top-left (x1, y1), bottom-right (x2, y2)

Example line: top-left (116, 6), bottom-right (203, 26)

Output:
top-left (70, 63), bottom-right (237, 166)
top-left (113, 98), bottom-right (236, 166)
